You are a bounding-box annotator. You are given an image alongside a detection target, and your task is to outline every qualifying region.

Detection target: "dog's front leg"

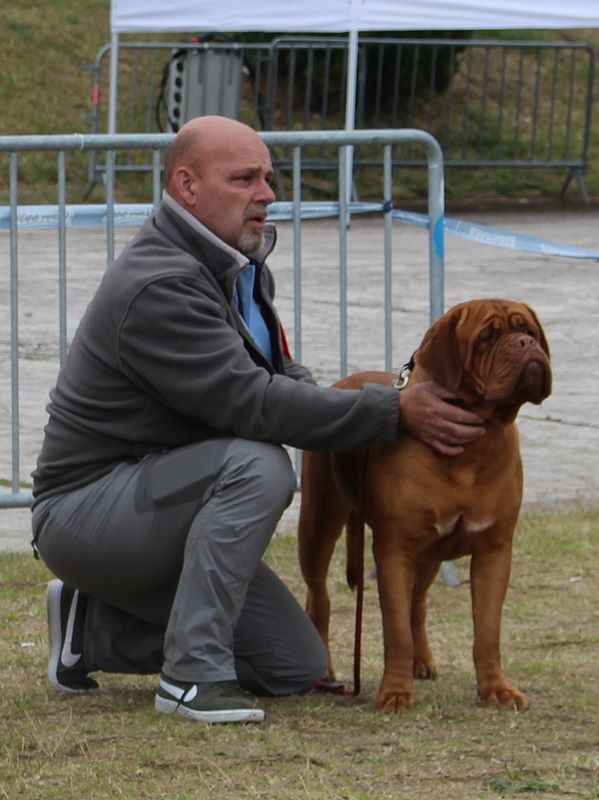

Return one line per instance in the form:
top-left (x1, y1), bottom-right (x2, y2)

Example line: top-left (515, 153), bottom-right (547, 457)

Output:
top-left (373, 536), bottom-right (417, 712)
top-left (411, 559), bottom-right (441, 680)
top-left (470, 538), bottom-right (528, 710)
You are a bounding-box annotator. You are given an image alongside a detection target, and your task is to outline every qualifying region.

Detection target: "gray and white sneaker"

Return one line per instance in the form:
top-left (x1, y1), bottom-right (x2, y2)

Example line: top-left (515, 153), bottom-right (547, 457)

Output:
top-left (46, 579), bottom-right (99, 693)
top-left (155, 675), bottom-right (265, 723)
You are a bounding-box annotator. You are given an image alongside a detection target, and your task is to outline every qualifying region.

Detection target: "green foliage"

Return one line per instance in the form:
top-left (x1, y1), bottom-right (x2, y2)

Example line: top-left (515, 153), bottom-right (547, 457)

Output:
top-left (0, 4), bottom-right (598, 206)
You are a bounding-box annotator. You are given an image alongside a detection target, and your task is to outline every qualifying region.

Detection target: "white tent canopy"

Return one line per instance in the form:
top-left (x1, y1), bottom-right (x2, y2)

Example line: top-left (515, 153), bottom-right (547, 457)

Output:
top-left (107, 1), bottom-right (599, 137)
top-left (111, 0), bottom-right (599, 33)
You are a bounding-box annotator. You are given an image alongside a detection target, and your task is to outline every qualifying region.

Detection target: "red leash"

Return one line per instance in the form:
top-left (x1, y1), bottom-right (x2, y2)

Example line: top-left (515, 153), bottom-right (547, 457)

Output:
top-left (351, 449), bottom-right (370, 696)
top-left (315, 449), bottom-right (370, 698)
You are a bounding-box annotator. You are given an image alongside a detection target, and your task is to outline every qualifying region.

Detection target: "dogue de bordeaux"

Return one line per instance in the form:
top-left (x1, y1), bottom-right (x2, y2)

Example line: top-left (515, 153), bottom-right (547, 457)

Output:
top-left (298, 298), bottom-right (552, 713)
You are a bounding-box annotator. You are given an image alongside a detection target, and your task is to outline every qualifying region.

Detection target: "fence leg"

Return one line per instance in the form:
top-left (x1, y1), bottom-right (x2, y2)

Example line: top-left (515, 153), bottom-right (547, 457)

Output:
top-left (560, 168), bottom-right (590, 204)
top-left (440, 561), bottom-right (461, 587)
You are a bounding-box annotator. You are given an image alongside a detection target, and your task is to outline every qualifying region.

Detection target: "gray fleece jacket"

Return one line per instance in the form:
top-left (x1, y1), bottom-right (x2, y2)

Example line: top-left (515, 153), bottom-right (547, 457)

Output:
top-left (32, 196), bottom-right (399, 505)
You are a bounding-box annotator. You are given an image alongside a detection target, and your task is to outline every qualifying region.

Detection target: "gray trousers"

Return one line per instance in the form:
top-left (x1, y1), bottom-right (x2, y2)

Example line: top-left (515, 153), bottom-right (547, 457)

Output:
top-left (32, 438), bottom-right (327, 696)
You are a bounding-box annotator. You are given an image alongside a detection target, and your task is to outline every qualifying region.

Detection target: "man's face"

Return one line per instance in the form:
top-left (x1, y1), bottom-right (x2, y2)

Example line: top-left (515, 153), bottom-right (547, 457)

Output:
top-left (187, 133), bottom-right (276, 256)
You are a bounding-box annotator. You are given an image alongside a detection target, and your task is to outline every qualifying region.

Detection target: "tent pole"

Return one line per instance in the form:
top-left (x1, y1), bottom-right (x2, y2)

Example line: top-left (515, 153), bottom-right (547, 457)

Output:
top-left (108, 32), bottom-right (120, 134)
top-left (344, 29), bottom-right (359, 219)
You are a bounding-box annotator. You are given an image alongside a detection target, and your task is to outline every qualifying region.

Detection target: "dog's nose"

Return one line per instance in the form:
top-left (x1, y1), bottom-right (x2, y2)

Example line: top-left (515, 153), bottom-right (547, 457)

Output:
top-left (514, 334), bottom-right (537, 350)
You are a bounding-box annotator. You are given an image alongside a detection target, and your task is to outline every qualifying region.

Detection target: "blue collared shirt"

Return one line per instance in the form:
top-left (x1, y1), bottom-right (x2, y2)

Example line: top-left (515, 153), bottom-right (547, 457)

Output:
top-left (233, 262), bottom-right (273, 363)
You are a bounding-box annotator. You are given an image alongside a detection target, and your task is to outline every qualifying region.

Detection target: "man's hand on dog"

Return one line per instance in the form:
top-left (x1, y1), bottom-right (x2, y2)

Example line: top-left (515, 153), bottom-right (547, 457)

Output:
top-left (399, 381), bottom-right (486, 456)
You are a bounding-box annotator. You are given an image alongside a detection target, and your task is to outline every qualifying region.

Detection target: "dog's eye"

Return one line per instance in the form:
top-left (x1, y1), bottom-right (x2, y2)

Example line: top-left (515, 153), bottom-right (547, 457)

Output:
top-left (475, 329), bottom-right (496, 349)
top-left (511, 314), bottom-right (534, 335)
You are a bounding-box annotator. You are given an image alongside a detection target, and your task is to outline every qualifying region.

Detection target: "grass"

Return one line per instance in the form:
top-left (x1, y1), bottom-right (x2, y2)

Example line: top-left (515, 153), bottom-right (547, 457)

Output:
top-left (0, 506), bottom-right (598, 799)
top-left (0, 3), bottom-right (599, 206)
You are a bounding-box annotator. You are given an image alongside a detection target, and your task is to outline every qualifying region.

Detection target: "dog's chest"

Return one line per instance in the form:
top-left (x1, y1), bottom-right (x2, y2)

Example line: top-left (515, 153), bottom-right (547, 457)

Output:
top-left (434, 512), bottom-right (494, 538)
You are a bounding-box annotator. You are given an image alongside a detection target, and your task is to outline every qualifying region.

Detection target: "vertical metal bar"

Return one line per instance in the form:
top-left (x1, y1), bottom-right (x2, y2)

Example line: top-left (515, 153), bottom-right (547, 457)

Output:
top-left (581, 46), bottom-right (595, 168)
top-left (57, 151), bottom-right (68, 365)
top-left (338, 147), bottom-right (348, 377)
top-left (146, 48), bottom-right (157, 130)
top-left (130, 47), bottom-right (139, 139)
top-left (304, 47), bottom-right (314, 129)
top-left (563, 48), bottom-right (576, 157)
top-left (9, 153), bottom-right (20, 495)
top-left (292, 146), bottom-right (303, 365)
top-left (106, 149), bottom-right (115, 267)
top-left (460, 48), bottom-right (473, 160)
top-left (530, 48), bottom-right (542, 160)
top-left (108, 33), bottom-right (120, 134)
top-left (339, 46), bottom-right (348, 129)
top-left (575, 45), bottom-right (594, 201)
top-left (152, 149), bottom-right (162, 208)
top-left (356, 44), bottom-right (367, 128)
top-left (263, 44), bottom-right (277, 131)
top-left (478, 48), bottom-right (491, 158)
top-left (321, 46), bottom-right (332, 122)
top-left (547, 47), bottom-right (559, 160)
top-left (292, 145), bottom-right (303, 483)
top-left (427, 138), bottom-right (445, 323)
top-left (345, 31), bottom-right (359, 208)
top-left (374, 43), bottom-right (384, 127)
top-left (496, 47), bottom-right (507, 159)
top-left (407, 45), bottom-right (420, 128)
top-left (251, 47), bottom-right (261, 124)
top-left (514, 47), bottom-right (524, 156)
top-left (441, 46), bottom-right (455, 150)
top-left (286, 48), bottom-right (296, 129)
top-left (383, 145), bottom-right (393, 371)
top-left (427, 46), bottom-right (438, 131)
top-left (391, 45), bottom-right (402, 126)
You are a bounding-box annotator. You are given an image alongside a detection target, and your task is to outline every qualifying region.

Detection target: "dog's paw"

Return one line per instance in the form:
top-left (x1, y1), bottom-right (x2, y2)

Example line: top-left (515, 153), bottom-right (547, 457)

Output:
top-left (413, 656), bottom-right (438, 680)
top-left (375, 687), bottom-right (415, 713)
top-left (478, 684), bottom-right (529, 710)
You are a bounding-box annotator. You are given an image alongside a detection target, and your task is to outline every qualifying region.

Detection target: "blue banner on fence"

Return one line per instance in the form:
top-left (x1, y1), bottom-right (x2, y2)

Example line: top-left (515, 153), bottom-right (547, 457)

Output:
top-left (393, 210), bottom-right (599, 262)
top-left (1, 202), bottom-right (598, 262)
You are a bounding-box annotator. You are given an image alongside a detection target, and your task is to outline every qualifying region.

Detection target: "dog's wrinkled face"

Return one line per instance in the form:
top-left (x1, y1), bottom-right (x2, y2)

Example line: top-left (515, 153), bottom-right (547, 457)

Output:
top-left (416, 299), bottom-right (552, 422)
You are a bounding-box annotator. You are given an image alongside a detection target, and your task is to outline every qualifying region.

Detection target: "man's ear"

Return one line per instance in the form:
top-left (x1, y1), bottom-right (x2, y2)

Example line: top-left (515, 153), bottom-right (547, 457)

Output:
top-left (171, 166), bottom-right (197, 209)
top-left (415, 306), bottom-right (466, 391)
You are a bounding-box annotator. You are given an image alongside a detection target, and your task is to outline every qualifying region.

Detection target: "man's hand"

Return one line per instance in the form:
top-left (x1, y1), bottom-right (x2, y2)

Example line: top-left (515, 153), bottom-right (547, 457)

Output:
top-left (398, 381), bottom-right (485, 456)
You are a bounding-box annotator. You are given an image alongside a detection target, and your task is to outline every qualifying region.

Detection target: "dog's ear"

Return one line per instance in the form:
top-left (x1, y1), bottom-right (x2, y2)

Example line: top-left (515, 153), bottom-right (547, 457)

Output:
top-left (415, 305), bottom-right (467, 391)
top-left (522, 303), bottom-right (550, 357)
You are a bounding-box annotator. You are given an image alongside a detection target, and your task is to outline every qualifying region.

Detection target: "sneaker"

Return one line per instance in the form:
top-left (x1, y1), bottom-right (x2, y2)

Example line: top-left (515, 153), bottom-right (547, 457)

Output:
top-left (46, 579), bottom-right (99, 693)
top-left (155, 675), bottom-right (265, 724)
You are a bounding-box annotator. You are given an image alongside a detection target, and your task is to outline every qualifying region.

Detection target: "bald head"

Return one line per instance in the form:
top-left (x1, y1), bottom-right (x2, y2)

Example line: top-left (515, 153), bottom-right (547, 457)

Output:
top-left (163, 116), bottom-right (276, 255)
top-left (164, 116), bottom-right (264, 190)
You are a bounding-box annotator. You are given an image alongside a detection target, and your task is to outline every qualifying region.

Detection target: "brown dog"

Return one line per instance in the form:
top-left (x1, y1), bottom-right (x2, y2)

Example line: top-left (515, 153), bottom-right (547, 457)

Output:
top-left (298, 298), bottom-right (551, 712)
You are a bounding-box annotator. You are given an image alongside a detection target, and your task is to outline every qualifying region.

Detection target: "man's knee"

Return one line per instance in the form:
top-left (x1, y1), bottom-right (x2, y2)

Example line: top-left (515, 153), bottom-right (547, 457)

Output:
top-left (224, 440), bottom-right (296, 513)
top-left (237, 646), bottom-right (328, 697)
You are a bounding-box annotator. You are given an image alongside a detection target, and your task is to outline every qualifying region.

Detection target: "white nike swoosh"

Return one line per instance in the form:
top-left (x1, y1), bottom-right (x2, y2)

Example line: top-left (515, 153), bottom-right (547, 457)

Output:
top-left (159, 678), bottom-right (198, 703)
top-left (60, 590), bottom-right (82, 668)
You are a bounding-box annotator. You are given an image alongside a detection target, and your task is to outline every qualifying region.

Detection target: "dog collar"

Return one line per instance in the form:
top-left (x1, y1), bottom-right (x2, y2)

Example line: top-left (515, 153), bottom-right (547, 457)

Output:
top-left (392, 354), bottom-right (415, 390)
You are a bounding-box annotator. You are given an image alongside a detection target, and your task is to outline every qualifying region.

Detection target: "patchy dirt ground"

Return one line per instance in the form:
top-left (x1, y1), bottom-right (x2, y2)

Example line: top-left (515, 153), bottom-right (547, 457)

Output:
top-left (1, 510), bottom-right (598, 800)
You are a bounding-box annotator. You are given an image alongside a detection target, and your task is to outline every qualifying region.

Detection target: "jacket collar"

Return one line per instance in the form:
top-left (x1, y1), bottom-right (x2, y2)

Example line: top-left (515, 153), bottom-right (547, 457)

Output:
top-left (161, 191), bottom-right (277, 267)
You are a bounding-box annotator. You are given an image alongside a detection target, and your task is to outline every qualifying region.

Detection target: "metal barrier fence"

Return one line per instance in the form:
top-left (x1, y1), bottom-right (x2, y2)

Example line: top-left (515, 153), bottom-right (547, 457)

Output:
top-left (82, 36), bottom-right (594, 200)
top-left (0, 129), bottom-right (444, 510)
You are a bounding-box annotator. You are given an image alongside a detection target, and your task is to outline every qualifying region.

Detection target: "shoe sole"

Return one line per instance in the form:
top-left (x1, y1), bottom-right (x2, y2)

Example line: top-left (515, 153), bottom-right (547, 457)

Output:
top-left (154, 695), bottom-right (265, 723)
top-left (46, 580), bottom-right (97, 694)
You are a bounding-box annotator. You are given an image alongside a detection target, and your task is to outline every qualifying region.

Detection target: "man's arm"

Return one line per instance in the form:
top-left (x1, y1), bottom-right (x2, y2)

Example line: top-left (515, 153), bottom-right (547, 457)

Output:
top-left (283, 357), bottom-right (318, 386)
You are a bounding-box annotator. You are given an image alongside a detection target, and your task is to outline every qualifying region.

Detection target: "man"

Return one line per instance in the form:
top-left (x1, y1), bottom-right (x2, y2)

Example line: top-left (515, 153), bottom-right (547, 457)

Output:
top-left (31, 116), bottom-right (484, 724)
